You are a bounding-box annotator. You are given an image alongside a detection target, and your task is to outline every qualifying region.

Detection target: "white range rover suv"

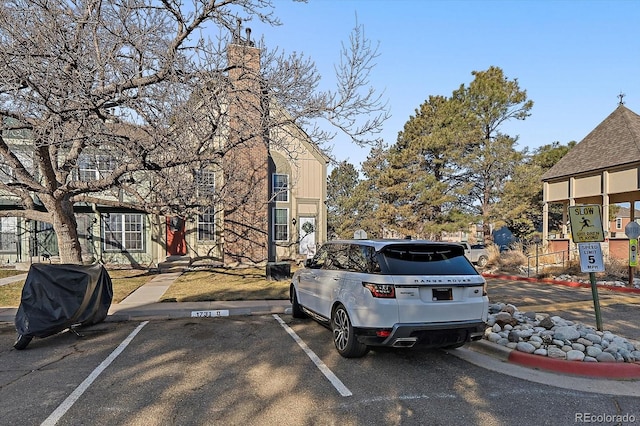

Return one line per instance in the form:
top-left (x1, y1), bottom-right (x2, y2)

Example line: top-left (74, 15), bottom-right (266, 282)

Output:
top-left (290, 239), bottom-right (488, 358)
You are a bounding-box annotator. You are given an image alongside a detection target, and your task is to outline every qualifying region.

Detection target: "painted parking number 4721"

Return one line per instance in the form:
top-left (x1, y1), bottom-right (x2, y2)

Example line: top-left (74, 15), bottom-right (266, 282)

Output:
top-left (191, 310), bottom-right (229, 318)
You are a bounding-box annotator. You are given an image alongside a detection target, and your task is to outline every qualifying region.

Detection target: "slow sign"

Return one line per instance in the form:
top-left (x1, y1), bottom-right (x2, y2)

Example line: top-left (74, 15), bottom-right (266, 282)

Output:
top-left (568, 205), bottom-right (605, 243)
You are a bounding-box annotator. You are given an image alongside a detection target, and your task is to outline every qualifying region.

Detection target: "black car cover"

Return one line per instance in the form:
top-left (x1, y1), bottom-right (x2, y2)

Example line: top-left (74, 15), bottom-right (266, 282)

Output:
top-left (15, 264), bottom-right (113, 338)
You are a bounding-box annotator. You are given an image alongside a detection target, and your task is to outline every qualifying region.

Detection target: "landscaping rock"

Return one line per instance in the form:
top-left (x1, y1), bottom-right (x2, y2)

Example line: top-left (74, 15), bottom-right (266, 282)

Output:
top-left (547, 347), bottom-right (567, 359)
top-left (538, 316), bottom-right (554, 329)
top-left (566, 350), bottom-right (585, 361)
top-left (586, 346), bottom-right (602, 357)
top-left (554, 326), bottom-right (580, 341)
top-left (484, 302), bottom-right (639, 364)
top-left (516, 342), bottom-right (536, 354)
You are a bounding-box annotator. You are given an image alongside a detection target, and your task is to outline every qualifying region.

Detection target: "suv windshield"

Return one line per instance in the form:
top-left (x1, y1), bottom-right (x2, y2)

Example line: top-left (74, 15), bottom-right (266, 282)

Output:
top-left (378, 243), bottom-right (478, 275)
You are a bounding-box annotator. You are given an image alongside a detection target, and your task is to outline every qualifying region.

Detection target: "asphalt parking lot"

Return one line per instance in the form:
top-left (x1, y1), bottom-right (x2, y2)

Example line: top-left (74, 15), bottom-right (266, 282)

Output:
top-left (1, 312), bottom-right (639, 426)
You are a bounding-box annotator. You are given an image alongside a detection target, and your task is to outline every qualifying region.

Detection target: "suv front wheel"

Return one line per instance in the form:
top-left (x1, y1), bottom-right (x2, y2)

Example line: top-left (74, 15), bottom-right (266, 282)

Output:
top-left (290, 285), bottom-right (307, 319)
top-left (332, 304), bottom-right (369, 358)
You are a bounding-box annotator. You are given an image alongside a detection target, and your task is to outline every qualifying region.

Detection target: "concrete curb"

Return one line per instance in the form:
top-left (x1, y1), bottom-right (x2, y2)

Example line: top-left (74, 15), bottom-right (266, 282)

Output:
top-left (467, 339), bottom-right (512, 361)
top-left (508, 349), bottom-right (640, 379)
top-left (1, 301), bottom-right (292, 324)
top-left (106, 301), bottom-right (291, 322)
top-left (469, 339), bottom-right (640, 379)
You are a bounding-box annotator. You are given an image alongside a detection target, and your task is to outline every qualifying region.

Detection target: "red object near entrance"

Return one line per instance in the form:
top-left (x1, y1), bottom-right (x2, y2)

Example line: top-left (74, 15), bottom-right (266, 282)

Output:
top-left (166, 216), bottom-right (186, 256)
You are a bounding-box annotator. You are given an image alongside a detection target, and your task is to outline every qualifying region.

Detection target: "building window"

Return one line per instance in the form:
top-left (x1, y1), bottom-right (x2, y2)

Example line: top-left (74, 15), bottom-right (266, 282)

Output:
top-left (198, 207), bottom-right (216, 241)
top-left (79, 154), bottom-right (116, 181)
top-left (197, 169), bottom-right (215, 197)
top-left (0, 163), bottom-right (15, 184)
top-left (273, 174), bottom-right (289, 202)
top-left (273, 208), bottom-right (289, 241)
top-left (616, 218), bottom-right (622, 230)
top-left (0, 217), bottom-right (17, 252)
top-left (103, 213), bottom-right (144, 252)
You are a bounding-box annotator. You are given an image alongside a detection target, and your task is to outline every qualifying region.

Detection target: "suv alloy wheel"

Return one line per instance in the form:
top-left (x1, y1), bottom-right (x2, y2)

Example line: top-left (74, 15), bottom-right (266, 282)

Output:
top-left (332, 304), bottom-right (369, 358)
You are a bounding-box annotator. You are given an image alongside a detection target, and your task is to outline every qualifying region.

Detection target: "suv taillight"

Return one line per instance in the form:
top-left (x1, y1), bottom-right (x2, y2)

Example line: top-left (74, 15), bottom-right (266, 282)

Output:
top-left (363, 283), bottom-right (396, 298)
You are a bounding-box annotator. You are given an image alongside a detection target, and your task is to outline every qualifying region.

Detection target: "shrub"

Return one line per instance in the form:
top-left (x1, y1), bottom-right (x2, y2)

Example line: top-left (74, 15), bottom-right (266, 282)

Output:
top-left (604, 257), bottom-right (632, 280)
top-left (498, 249), bottom-right (527, 269)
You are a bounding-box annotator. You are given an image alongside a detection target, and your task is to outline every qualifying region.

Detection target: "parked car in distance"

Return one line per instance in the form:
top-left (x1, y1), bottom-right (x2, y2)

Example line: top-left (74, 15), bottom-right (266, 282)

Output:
top-left (460, 242), bottom-right (489, 268)
top-left (290, 239), bottom-right (489, 358)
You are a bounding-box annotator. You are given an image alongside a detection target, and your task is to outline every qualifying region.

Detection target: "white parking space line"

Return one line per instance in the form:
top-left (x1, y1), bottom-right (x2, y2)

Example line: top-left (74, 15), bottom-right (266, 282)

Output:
top-left (273, 314), bottom-right (352, 397)
top-left (41, 321), bottom-right (150, 426)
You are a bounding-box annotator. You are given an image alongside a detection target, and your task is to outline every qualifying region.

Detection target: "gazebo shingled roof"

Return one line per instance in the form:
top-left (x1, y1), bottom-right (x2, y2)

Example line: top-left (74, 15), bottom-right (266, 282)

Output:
top-left (542, 105), bottom-right (640, 181)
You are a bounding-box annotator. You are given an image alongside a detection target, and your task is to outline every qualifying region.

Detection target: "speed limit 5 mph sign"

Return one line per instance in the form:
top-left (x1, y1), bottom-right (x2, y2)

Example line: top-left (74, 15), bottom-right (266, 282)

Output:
top-left (578, 242), bottom-right (605, 273)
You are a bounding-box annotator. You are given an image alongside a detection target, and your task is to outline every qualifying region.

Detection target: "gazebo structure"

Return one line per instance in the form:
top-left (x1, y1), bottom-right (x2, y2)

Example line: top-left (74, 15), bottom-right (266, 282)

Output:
top-left (542, 101), bottom-right (640, 259)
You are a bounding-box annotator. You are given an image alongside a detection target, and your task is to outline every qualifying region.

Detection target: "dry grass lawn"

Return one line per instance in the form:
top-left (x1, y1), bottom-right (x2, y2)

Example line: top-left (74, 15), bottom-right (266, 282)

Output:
top-left (0, 268), bottom-right (156, 307)
top-left (0, 269), bottom-right (27, 279)
top-left (0, 266), bottom-right (290, 307)
top-left (160, 267), bottom-right (291, 302)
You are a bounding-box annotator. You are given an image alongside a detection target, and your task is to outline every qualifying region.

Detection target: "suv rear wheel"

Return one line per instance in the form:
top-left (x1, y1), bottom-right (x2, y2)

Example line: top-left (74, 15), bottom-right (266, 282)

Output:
top-left (477, 255), bottom-right (488, 268)
top-left (332, 304), bottom-right (369, 358)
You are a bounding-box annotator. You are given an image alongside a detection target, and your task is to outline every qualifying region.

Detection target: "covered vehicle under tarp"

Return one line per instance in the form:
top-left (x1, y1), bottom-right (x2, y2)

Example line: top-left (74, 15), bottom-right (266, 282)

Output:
top-left (14, 264), bottom-right (113, 349)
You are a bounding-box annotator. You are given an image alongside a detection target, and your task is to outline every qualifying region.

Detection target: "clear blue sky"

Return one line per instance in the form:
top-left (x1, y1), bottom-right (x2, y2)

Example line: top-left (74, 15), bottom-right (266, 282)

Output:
top-left (247, 0), bottom-right (640, 167)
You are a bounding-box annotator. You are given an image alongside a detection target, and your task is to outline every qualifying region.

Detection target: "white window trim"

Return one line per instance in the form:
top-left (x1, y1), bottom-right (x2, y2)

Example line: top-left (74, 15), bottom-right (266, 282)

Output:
top-left (198, 206), bottom-right (216, 241)
top-left (272, 173), bottom-right (289, 203)
top-left (0, 217), bottom-right (17, 252)
top-left (79, 154), bottom-right (116, 181)
top-left (102, 213), bottom-right (144, 252)
top-left (197, 169), bottom-right (216, 197)
top-left (273, 207), bottom-right (289, 242)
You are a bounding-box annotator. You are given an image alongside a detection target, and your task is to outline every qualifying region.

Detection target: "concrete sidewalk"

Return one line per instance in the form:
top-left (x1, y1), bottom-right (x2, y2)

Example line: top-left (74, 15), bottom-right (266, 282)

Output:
top-left (0, 273), bottom-right (28, 286)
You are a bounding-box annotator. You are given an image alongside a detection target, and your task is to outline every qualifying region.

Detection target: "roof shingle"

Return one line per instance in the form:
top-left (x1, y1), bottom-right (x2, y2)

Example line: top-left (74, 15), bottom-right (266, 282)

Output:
top-left (542, 105), bottom-right (640, 181)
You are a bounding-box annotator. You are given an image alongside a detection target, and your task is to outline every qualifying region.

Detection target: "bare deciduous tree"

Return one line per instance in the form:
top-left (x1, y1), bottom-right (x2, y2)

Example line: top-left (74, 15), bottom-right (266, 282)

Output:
top-left (0, 0), bottom-right (387, 264)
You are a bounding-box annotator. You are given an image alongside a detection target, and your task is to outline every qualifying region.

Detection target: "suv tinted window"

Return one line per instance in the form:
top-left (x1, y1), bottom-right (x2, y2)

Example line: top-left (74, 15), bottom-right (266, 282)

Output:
top-left (308, 243), bottom-right (381, 273)
top-left (326, 243), bottom-right (351, 270)
top-left (346, 244), bottom-right (379, 273)
top-left (377, 243), bottom-right (477, 275)
top-left (306, 244), bottom-right (330, 269)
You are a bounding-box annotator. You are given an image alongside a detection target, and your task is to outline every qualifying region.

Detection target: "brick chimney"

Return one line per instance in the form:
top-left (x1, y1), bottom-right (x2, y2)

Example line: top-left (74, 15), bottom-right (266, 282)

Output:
top-left (223, 22), bottom-right (269, 264)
